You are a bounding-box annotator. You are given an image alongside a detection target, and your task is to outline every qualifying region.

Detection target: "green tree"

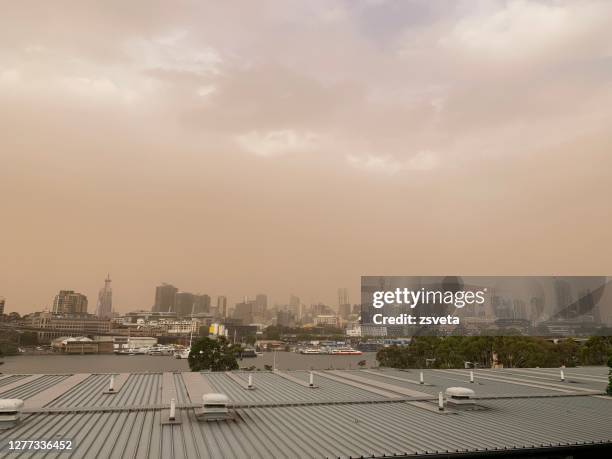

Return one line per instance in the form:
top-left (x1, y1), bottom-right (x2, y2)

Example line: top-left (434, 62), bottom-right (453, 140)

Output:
top-left (556, 338), bottom-right (579, 367)
top-left (581, 337), bottom-right (611, 365)
top-left (188, 336), bottom-right (239, 372)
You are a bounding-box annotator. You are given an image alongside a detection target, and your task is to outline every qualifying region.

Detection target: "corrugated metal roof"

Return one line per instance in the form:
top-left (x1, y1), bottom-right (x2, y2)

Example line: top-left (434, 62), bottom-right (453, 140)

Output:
top-left (344, 368), bottom-right (596, 397)
top-left (0, 367), bottom-right (610, 458)
top-left (205, 371), bottom-right (389, 404)
top-left (0, 375), bottom-right (29, 388)
top-left (46, 373), bottom-right (162, 408)
top-left (2, 396), bottom-right (611, 458)
top-left (0, 374), bottom-right (71, 400)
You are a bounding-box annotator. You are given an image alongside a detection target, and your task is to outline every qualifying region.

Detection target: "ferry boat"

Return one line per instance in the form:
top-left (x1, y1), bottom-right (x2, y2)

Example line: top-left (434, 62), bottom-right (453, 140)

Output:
top-left (300, 348), bottom-right (324, 355)
top-left (148, 345), bottom-right (174, 356)
top-left (330, 347), bottom-right (363, 355)
top-left (118, 347), bottom-right (150, 355)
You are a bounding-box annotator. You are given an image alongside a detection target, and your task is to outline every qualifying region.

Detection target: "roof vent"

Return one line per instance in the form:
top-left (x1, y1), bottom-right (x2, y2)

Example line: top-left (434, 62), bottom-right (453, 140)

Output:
top-left (195, 393), bottom-right (233, 422)
top-left (0, 399), bottom-right (24, 430)
top-left (445, 387), bottom-right (476, 406)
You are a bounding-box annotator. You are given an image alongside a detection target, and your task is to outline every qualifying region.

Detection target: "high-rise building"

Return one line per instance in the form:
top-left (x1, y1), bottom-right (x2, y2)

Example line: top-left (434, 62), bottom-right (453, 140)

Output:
top-left (338, 288), bottom-right (350, 318)
top-left (194, 294), bottom-right (211, 314)
top-left (174, 291), bottom-right (195, 317)
top-left (153, 283), bottom-right (177, 312)
top-left (277, 309), bottom-right (296, 327)
top-left (254, 294), bottom-right (268, 316)
top-left (217, 296), bottom-right (227, 318)
top-left (53, 290), bottom-right (88, 315)
top-left (289, 294), bottom-right (300, 317)
top-left (234, 299), bottom-right (256, 324)
top-left (339, 303), bottom-right (352, 319)
top-left (95, 274), bottom-right (112, 319)
top-left (338, 288), bottom-right (349, 306)
top-left (0, 297), bottom-right (5, 315)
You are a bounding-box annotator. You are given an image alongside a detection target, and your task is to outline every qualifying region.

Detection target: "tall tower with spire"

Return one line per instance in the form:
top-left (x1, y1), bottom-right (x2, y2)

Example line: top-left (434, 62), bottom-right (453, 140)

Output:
top-left (96, 274), bottom-right (113, 319)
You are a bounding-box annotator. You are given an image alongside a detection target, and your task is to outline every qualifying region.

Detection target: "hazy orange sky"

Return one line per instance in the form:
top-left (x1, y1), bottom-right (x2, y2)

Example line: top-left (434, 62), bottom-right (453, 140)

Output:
top-left (1, 1), bottom-right (612, 314)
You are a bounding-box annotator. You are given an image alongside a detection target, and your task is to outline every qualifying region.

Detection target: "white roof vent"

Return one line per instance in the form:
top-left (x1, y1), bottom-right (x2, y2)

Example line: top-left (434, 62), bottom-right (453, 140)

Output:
top-left (444, 387), bottom-right (477, 407)
top-left (0, 399), bottom-right (24, 411)
top-left (0, 399), bottom-right (24, 430)
top-left (445, 387), bottom-right (475, 400)
top-left (202, 393), bottom-right (229, 405)
top-left (196, 393), bottom-right (233, 422)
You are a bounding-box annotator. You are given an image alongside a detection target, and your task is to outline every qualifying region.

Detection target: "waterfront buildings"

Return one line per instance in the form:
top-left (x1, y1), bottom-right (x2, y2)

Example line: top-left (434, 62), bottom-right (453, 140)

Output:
top-left (51, 336), bottom-right (114, 354)
top-left (28, 311), bottom-right (111, 342)
top-left (313, 314), bottom-right (339, 327)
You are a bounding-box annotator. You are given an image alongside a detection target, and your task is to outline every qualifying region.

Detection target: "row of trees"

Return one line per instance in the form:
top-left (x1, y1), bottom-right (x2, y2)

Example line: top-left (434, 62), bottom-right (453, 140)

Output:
top-left (376, 336), bottom-right (612, 369)
top-left (262, 325), bottom-right (345, 342)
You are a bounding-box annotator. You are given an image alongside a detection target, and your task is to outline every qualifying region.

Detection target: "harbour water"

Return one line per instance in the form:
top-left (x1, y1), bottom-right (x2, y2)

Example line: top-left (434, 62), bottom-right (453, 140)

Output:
top-left (0, 352), bottom-right (379, 374)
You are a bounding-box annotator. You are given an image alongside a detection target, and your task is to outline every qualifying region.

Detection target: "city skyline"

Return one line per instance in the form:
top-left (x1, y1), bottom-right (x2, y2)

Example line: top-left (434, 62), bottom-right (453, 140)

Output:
top-left (0, 277), bottom-right (352, 316)
top-left (2, 1), bottom-right (612, 314)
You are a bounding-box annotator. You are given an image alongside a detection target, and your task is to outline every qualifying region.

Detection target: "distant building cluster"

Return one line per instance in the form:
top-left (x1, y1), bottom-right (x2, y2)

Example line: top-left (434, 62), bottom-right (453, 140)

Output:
top-left (2, 279), bottom-right (366, 346)
top-left (144, 283), bottom-right (363, 338)
top-left (152, 283), bottom-right (215, 317)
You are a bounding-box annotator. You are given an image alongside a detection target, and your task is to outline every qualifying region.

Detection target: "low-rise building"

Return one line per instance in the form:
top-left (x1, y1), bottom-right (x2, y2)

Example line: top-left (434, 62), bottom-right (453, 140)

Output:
top-left (28, 312), bottom-right (111, 342)
top-left (92, 335), bottom-right (157, 351)
top-left (51, 336), bottom-right (114, 354)
top-left (313, 314), bottom-right (339, 327)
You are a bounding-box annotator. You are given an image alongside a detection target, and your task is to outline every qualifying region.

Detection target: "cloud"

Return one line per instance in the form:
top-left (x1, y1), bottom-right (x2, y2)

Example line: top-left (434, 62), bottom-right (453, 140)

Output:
top-left (1, 1), bottom-right (612, 312)
top-left (440, 0), bottom-right (610, 62)
top-left (126, 33), bottom-right (222, 75)
top-left (346, 151), bottom-right (439, 175)
top-left (235, 129), bottom-right (319, 157)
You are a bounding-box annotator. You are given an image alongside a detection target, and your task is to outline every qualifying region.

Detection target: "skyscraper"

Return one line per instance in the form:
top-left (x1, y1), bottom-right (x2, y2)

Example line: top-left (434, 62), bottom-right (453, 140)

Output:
top-left (234, 299), bottom-right (256, 324)
top-left (153, 283), bottom-right (177, 312)
top-left (174, 291), bottom-right (195, 317)
top-left (217, 296), bottom-right (227, 318)
top-left (0, 297), bottom-right (5, 315)
top-left (254, 294), bottom-right (268, 316)
top-left (289, 294), bottom-right (300, 317)
top-left (53, 290), bottom-right (88, 315)
top-left (194, 294), bottom-right (211, 314)
top-left (95, 274), bottom-right (113, 319)
top-left (338, 288), bottom-right (350, 318)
